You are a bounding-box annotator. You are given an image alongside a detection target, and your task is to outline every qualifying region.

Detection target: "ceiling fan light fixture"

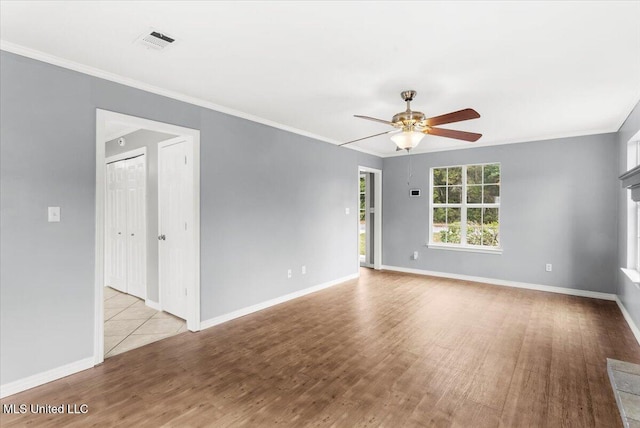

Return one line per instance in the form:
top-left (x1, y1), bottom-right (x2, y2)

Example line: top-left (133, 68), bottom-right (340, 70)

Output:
top-left (391, 131), bottom-right (425, 150)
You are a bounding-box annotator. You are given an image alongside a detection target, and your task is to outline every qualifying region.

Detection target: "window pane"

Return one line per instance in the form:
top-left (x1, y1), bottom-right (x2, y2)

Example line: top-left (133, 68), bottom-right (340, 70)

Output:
top-left (481, 208), bottom-right (499, 246)
top-left (440, 208), bottom-right (461, 244)
top-left (442, 225), bottom-right (461, 244)
top-left (467, 185), bottom-right (482, 203)
top-left (448, 167), bottom-right (462, 185)
top-left (433, 168), bottom-right (447, 186)
top-left (482, 223), bottom-right (499, 246)
top-left (467, 207), bottom-right (482, 245)
top-left (433, 207), bottom-right (446, 224)
top-left (483, 164), bottom-right (500, 184)
top-left (447, 207), bottom-right (461, 224)
top-left (483, 208), bottom-right (499, 224)
top-left (448, 186), bottom-right (462, 203)
top-left (467, 224), bottom-right (483, 245)
top-left (467, 207), bottom-right (482, 225)
top-left (360, 210), bottom-right (365, 222)
top-left (467, 165), bottom-right (482, 184)
top-left (432, 207), bottom-right (446, 243)
top-left (433, 187), bottom-right (446, 204)
top-left (483, 185), bottom-right (500, 203)
top-left (360, 193), bottom-right (365, 210)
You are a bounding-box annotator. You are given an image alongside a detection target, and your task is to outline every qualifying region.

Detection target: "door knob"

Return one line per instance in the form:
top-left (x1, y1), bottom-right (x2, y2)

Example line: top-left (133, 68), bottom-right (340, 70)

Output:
top-left (158, 234), bottom-right (166, 241)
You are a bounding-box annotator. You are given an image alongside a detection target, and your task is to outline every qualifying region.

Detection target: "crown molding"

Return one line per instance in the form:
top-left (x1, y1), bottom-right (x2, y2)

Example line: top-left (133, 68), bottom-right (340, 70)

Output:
top-left (0, 40), bottom-right (385, 158)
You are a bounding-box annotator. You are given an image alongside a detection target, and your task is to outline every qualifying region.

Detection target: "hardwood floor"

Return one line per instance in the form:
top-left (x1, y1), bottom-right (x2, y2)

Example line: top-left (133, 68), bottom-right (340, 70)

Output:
top-left (2, 269), bottom-right (639, 427)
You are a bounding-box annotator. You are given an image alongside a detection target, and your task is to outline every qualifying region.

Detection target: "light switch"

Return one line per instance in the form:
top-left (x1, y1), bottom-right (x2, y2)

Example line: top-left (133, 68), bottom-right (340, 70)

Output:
top-left (48, 207), bottom-right (60, 222)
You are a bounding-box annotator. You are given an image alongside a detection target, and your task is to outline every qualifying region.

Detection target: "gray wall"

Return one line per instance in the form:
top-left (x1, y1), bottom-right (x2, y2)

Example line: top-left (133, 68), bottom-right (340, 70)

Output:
top-left (617, 101), bottom-right (640, 328)
top-left (105, 129), bottom-right (177, 302)
top-left (382, 133), bottom-right (619, 293)
top-left (0, 51), bottom-right (382, 385)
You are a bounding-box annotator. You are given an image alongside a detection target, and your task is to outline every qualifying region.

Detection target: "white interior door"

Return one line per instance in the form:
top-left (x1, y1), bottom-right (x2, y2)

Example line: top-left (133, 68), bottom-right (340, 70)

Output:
top-left (125, 156), bottom-right (146, 299)
top-left (106, 160), bottom-right (128, 292)
top-left (159, 140), bottom-right (192, 320)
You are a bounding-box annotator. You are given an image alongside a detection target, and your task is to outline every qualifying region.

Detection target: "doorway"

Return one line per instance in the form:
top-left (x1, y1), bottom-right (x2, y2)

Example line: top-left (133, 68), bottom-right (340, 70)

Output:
top-left (95, 110), bottom-right (201, 365)
top-left (358, 166), bottom-right (382, 270)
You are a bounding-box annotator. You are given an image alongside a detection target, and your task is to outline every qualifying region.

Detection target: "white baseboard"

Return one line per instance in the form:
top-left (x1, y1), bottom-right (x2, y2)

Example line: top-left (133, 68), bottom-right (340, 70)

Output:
top-left (201, 273), bottom-right (359, 330)
top-left (145, 299), bottom-right (161, 311)
top-left (615, 296), bottom-right (640, 346)
top-left (0, 357), bottom-right (94, 399)
top-left (381, 265), bottom-right (616, 301)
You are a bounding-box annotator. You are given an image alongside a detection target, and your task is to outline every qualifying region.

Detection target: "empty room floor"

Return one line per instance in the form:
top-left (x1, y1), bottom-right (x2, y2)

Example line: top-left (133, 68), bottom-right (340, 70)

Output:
top-left (103, 287), bottom-right (187, 357)
top-left (3, 269), bottom-right (639, 427)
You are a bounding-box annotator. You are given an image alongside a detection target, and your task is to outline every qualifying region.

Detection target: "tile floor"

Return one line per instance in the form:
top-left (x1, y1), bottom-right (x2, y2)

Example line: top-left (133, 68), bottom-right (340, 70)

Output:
top-left (608, 358), bottom-right (640, 427)
top-left (104, 286), bottom-right (186, 358)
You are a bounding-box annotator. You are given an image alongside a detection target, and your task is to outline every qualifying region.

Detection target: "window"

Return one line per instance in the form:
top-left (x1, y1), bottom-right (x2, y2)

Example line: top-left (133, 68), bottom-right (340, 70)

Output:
top-left (636, 201), bottom-right (640, 271)
top-left (430, 163), bottom-right (501, 251)
top-left (628, 139), bottom-right (640, 273)
top-left (621, 137), bottom-right (640, 283)
top-left (636, 142), bottom-right (640, 272)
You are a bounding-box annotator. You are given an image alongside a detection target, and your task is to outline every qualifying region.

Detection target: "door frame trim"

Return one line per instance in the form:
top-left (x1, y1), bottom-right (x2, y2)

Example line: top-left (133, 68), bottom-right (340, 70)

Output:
top-left (357, 166), bottom-right (382, 270)
top-left (95, 109), bottom-right (201, 365)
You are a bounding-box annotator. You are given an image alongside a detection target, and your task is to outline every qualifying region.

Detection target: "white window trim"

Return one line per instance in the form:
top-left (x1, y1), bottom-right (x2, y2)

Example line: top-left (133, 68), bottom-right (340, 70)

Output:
top-left (427, 243), bottom-right (503, 254)
top-left (622, 268), bottom-right (640, 285)
top-left (428, 163), bottom-right (502, 253)
top-left (623, 135), bottom-right (640, 285)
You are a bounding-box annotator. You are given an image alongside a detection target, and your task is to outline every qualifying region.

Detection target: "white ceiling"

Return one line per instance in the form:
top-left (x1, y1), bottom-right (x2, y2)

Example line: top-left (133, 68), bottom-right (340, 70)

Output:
top-left (104, 121), bottom-right (141, 142)
top-left (1, 1), bottom-right (639, 156)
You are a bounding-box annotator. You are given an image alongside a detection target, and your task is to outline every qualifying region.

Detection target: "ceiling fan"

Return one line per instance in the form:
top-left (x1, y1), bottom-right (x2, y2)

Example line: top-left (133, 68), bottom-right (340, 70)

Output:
top-left (341, 90), bottom-right (482, 151)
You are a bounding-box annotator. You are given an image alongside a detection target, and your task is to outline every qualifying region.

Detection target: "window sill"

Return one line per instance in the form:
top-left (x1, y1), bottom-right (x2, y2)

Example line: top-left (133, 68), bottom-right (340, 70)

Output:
top-left (621, 268), bottom-right (640, 285)
top-left (427, 243), bottom-right (503, 255)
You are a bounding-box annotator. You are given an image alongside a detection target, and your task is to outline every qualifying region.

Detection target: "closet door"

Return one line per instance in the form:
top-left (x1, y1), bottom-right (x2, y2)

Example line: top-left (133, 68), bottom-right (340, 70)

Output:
top-left (125, 156), bottom-right (146, 299)
top-left (107, 160), bottom-right (128, 293)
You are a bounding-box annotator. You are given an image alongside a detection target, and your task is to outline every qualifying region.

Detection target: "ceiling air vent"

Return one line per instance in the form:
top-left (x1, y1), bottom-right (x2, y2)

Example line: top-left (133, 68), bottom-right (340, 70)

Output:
top-left (136, 30), bottom-right (175, 50)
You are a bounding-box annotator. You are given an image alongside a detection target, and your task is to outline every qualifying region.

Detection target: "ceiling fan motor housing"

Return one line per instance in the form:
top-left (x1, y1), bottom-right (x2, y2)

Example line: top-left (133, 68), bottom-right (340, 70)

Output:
top-left (392, 110), bottom-right (426, 126)
top-left (394, 90), bottom-right (427, 130)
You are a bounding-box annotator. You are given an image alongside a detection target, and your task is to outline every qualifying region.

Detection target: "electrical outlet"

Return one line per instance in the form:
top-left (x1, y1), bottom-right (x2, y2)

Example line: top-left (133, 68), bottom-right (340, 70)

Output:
top-left (545, 264), bottom-right (552, 272)
top-left (287, 269), bottom-right (292, 279)
top-left (413, 251), bottom-right (419, 260)
top-left (301, 265), bottom-right (306, 275)
top-left (345, 207), bottom-right (350, 215)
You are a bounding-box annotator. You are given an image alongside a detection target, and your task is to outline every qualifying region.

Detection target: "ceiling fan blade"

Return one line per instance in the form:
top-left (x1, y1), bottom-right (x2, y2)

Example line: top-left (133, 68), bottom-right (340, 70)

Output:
top-left (340, 130), bottom-right (397, 146)
top-left (426, 108), bottom-right (480, 127)
top-left (425, 127), bottom-right (482, 142)
top-left (354, 115), bottom-right (395, 126)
